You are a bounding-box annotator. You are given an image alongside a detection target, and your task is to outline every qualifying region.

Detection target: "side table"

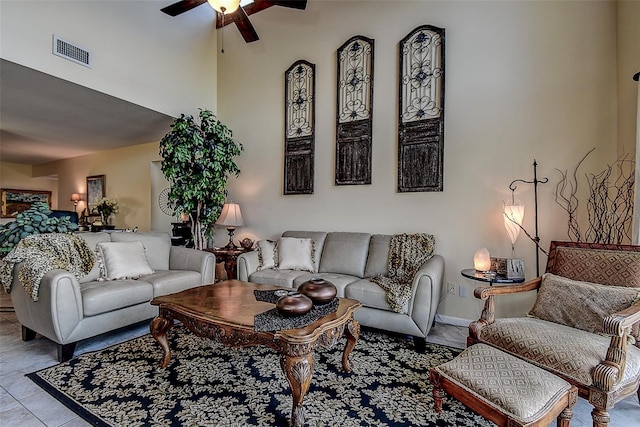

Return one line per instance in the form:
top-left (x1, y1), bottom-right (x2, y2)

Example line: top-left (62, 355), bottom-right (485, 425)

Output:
top-left (461, 268), bottom-right (525, 286)
top-left (206, 247), bottom-right (254, 280)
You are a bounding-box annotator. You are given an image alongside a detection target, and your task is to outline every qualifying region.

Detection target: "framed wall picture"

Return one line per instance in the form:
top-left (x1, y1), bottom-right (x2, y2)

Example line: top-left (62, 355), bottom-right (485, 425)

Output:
top-left (1, 188), bottom-right (52, 218)
top-left (86, 175), bottom-right (105, 213)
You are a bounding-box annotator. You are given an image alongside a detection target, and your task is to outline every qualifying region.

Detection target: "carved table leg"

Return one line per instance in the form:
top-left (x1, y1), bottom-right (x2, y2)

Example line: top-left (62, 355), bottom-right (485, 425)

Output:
top-left (342, 317), bottom-right (360, 373)
top-left (150, 315), bottom-right (173, 368)
top-left (281, 348), bottom-right (313, 427)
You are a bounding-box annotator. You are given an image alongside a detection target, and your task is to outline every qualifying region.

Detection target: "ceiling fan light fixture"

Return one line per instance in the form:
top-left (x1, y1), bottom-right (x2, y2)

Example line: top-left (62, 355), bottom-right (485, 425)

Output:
top-left (207, 0), bottom-right (240, 14)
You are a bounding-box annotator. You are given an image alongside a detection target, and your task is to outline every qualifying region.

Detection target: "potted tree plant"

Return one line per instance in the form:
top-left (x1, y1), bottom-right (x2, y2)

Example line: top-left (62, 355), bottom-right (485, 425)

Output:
top-left (159, 109), bottom-right (243, 250)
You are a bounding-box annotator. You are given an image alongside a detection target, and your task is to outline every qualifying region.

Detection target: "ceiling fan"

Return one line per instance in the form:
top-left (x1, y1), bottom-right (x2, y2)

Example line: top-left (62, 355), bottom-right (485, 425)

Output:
top-left (161, 0), bottom-right (307, 43)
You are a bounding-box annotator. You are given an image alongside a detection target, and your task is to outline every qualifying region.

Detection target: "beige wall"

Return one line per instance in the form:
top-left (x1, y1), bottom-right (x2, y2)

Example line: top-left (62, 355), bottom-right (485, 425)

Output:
top-left (31, 142), bottom-right (163, 232)
top-left (617, 1), bottom-right (640, 243)
top-left (217, 1), bottom-right (619, 322)
top-left (0, 0), bottom-right (217, 117)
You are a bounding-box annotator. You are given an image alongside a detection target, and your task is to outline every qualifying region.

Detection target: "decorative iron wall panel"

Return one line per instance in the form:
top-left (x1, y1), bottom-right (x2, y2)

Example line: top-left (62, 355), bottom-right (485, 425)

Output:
top-left (398, 25), bottom-right (445, 192)
top-left (336, 36), bottom-right (374, 185)
top-left (284, 60), bottom-right (315, 195)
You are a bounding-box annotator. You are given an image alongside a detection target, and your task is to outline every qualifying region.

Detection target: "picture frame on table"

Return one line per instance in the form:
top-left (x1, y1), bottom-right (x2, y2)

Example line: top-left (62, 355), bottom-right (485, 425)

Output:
top-left (86, 175), bottom-right (105, 214)
top-left (1, 188), bottom-right (52, 218)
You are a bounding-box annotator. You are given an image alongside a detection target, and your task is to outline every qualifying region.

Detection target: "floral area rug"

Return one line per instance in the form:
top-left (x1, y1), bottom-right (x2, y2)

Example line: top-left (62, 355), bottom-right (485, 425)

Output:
top-left (28, 325), bottom-right (492, 427)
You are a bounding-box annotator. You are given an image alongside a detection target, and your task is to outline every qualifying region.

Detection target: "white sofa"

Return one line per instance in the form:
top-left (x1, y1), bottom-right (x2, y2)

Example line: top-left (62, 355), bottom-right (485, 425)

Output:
top-left (9, 231), bottom-right (215, 361)
top-left (237, 231), bottom-right (444, 349)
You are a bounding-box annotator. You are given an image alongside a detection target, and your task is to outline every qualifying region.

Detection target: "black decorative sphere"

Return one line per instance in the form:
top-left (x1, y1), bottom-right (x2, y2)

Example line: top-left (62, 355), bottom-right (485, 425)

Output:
top-left (298, 278), bottom-right (337, 305)
top-left (275, 292), bottom-right (313, 317)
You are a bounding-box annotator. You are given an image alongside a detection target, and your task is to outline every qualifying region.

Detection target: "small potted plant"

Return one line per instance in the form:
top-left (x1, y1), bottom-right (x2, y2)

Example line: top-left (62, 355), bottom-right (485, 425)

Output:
top-left (95, 197), bottom-right (119, 227)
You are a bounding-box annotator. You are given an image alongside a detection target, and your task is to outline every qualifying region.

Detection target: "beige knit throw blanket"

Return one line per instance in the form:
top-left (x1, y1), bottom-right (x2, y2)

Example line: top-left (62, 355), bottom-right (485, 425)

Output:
top-left (371, 233), bottom-right (435, 313)
top-left (0, 233), bottom-right (95, 301)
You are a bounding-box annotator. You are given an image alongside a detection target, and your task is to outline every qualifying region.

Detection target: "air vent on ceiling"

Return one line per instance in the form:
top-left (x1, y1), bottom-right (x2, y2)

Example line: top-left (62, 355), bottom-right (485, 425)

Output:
top-left (52, 35), bottom-right (92, 68)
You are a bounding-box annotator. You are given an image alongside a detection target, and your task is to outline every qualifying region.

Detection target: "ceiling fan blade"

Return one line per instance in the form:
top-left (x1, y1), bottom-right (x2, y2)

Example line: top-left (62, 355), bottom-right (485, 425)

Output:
top-left (264, 0), bottom-right (307, 10)
top-left (161, 0), bottom-right (207, 16)
top-left (234, 7), bottom-right (259, 43)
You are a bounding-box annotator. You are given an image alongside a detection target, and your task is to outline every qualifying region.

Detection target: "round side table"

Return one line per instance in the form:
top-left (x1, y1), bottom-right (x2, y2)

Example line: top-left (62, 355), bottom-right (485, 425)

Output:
top-left (461, 268), bottom-right (525, 286)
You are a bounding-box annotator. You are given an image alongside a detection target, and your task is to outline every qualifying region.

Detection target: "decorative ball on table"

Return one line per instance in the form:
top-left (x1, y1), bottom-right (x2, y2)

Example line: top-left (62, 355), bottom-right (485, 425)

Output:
top-left (275, 291), bottom-right (313, 317)
top-left (298, 278), bottom-right (337, 305)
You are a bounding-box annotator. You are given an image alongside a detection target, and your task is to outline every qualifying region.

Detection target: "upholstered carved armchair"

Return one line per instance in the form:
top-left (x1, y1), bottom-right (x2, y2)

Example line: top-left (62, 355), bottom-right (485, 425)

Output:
top-left (468, 241), bottom-right (640, 427)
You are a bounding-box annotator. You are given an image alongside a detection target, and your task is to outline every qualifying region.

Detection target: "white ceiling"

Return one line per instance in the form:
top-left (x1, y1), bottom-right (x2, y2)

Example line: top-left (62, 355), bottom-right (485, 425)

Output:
top-left (0, 59), bottom-right (175, 165)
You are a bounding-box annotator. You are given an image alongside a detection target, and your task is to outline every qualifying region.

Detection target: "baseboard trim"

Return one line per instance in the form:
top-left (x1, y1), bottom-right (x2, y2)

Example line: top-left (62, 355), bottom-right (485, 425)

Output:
top-left (435, 314), bottom-right (473, 327)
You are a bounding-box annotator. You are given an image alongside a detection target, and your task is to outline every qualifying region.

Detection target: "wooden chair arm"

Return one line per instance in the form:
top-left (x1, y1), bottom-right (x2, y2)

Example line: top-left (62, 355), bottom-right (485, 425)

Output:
top-left (468, 277), bottom-right (542, 346)
top-left (592, 301), bottom-right (640, 391)
top-left (603, 300), bottom-right (640, 335)
top-left (472, 277), bottom-right (542, 300)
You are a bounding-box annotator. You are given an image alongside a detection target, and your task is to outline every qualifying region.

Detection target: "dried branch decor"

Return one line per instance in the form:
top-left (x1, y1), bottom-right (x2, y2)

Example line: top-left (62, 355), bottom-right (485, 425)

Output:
top-left (555, 148), bottom-right (636, 244)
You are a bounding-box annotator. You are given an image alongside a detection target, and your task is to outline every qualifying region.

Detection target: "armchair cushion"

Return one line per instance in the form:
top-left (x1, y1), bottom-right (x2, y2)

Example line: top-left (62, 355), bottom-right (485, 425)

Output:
top-left (528, 273), bottom-right (640, 336)
top-left (478, 317), bottom-right (640, 388)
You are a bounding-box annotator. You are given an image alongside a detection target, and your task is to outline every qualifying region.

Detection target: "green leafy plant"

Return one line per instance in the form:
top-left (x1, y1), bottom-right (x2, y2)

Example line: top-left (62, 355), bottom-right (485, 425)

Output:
top-left (159, 109), bottom-right (243, 250)
top-left (0, 202), bottom-right (79, 256)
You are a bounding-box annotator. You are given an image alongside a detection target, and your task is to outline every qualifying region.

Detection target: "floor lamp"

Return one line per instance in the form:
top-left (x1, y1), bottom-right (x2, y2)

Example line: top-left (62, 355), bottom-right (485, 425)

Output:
top-left (507, 160), bottom-right (548, 277)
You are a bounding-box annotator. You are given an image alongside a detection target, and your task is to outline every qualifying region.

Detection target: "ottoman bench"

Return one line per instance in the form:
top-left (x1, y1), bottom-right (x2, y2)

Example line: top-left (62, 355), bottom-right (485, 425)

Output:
top-left (430, 344), bottom-right (578, 427)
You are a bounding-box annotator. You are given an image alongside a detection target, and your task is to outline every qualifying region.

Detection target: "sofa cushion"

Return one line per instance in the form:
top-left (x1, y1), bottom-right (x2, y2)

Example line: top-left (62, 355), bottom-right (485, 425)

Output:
top-left (292, 273), bottom-right (361, 298)
top-left (282, 231), bottom-right (328, 272)
top-left (256, 240), bottom-right (277, 270)
top-left (364, 234), bottom-right (391, 278)
top-left (111, 232), bottom-right (171, 271)
top-left (141, 270), bottom-right (203, 297)
top-left (81, 279), bottom-right (153, 316)
top-left (345, 278), bottom-right (409, 314)
top-left (248, 269), bottom-right (305, 288)
top-left (478, 317), bottom-right (640, 387)
top-left (528, 273), bottom-right (640, 335)
top-left (319, 232), bottom-right (371, 278)
top-left (97, 241), bottom-right (155, 281)
top-left (276, 237), bottom-right (316, 272)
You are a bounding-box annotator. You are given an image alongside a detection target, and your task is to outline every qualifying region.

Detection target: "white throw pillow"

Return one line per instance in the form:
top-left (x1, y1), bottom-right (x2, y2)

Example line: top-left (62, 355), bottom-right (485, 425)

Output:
top-left (256, 240), bottom-right (277, 270)
top-left (96, 241), bottom-right (154, 281)
top-left (276, 237), bottom-right (316, 272)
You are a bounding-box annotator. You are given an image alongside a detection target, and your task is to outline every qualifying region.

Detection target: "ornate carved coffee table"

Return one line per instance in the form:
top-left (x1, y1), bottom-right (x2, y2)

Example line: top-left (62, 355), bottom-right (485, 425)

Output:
top-left (150, 280), bottom-right (361, 427)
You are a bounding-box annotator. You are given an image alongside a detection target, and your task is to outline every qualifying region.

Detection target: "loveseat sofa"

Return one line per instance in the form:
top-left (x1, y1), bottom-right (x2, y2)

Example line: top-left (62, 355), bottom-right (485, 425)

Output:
top-left (9, 231), bottom-right (215, 361)
top-left (237, 230), bottom-right (444, 348)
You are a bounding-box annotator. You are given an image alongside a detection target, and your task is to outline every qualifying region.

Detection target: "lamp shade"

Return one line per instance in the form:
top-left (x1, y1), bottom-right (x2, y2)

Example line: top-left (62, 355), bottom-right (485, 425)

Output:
top-left (503, 200), bottom-right (525, 245)
top-left (70, 193), bottom-right (81, 202)
top-left (207, 0), bottom-right (240, 13)
top-left (216, 203), bottom-right (245, 227)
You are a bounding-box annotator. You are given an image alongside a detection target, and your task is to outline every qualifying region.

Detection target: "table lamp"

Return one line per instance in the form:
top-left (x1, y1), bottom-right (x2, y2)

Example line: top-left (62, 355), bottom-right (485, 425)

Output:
top-left (70, 193), bottom-right (81, 213)
top-left (216, 203), bottom-right (245, 249)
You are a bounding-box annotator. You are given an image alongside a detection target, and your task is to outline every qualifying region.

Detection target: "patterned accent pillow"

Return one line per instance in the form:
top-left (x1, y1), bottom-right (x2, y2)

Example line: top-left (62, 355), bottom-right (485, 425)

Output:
top-left (256, 240), bottom-right (276, 270)
top-left (276, 237), bottom-right (316, 273)
top-left (528, 273), bottom-right (640, 336)
top-left (96, 241), bottom-right (154, 281)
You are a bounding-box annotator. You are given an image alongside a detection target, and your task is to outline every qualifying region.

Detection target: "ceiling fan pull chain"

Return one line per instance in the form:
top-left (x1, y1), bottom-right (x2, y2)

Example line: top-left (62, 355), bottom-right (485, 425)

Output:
top-left (220, 7), bottom-right (226, 53)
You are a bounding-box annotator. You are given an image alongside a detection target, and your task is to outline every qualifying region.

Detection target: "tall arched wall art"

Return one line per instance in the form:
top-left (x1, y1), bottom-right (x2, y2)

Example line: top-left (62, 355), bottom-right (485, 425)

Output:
top-left (335, 35), bottom-right (374, 186)
top-left (398, 25), bottom-right (446, 192)
top-left (284, 60), bottom-right (316, 195)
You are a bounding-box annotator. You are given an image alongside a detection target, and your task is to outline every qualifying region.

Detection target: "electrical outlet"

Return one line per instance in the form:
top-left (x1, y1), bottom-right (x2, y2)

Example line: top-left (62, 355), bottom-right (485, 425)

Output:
top-left (446, 282), bottom-right (457, 295)
top-left (459, 284), bottom-right (468, 298)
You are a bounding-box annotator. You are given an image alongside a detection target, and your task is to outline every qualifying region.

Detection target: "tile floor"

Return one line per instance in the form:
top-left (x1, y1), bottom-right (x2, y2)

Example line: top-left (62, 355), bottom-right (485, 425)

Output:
top-left (1, 291), bottom-right (638, 426)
